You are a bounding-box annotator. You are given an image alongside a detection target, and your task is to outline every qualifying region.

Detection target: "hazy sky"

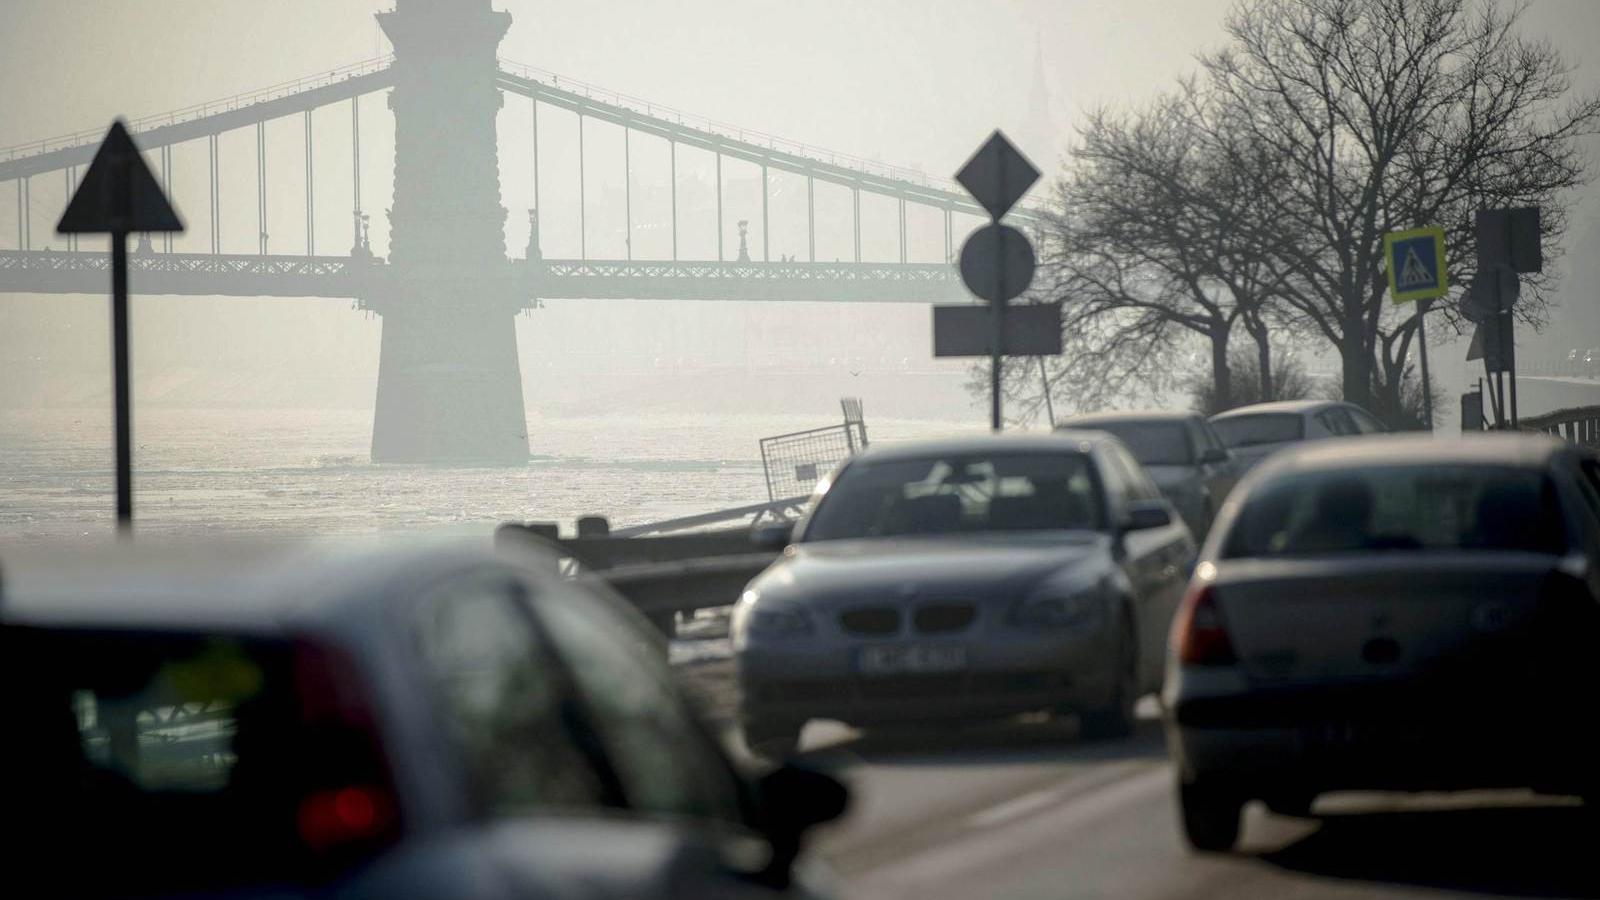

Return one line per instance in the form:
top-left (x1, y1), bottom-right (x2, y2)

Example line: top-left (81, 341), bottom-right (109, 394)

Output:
top-left (4, 1), bottom-right (1600, 415)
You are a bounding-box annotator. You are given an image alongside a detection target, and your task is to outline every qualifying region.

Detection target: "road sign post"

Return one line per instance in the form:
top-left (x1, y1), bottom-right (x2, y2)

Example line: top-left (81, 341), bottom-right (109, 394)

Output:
top-left (57, 120), bottom-right (184, 532)
top-left (1383, 225), bottom-right (1448, 430)
top-left (950, 131), bottom-right (1042, 431)
top-left (1472, 208), bottom-right (1541, 429)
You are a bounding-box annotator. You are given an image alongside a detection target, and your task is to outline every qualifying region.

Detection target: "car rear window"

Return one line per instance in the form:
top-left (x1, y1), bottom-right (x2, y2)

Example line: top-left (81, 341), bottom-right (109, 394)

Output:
top-left (1211, 413), bottom-right (1304, 448)
top-left (1221, 465), bottom-right (1565, 558)
top-left (1084, 421), bottom-right (1193, 466)
top-left (4, 626), bottom-right (396, 894)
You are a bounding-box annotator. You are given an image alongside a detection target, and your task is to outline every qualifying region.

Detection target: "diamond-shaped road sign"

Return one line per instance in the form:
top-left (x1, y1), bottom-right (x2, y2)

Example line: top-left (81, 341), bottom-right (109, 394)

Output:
top-left (58, 120), bottom-right (183, 235)
top-left (956, 131), bottom-right (1040, 221)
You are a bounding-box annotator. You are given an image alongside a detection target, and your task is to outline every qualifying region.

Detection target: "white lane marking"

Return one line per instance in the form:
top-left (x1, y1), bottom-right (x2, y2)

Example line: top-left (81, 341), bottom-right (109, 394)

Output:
top-left (965, 787), bottom-right (1063, 829)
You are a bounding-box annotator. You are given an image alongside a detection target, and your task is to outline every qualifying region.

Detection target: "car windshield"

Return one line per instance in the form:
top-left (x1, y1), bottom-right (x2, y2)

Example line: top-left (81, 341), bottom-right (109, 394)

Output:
top-left (1083, 421), bottom-right (1193, 466)
top-left (803, 452), bottom-right (1104, 541)
top-left (1211, 413), bottom-right (1304, 448)
top-left (7, 627), bottom-right (393, 894)
top-left (1221, 465), bottom-right (1565, 558)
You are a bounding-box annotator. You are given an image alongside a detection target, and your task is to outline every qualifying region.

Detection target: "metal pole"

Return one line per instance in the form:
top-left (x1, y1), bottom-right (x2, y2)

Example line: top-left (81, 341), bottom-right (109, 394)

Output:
top-left (162, 147), bottom-right (172, 253)
top-left (807, 175), bottom-right (814, 262)
top-left (352, 96), bottom-right (362, 249)
top-left (15, 179), bottom-right (21, 250)
top-left (624, 127), bottom-right (632, 260)
top-left (716, 154), bottom-right (723, 262)
top-left (21, 176), bottom-right (29, 250)
top-left (1038, 356), bottom-right (1055, 428)
top-left (209, 134), bottom-right (219, 254)
top-left (1416, 299), bottom-right (1434, 430)
top-left (898, 198), bottom-right (906, 264)
top-left (257, 122), bottom-right (267, 255)
top-left (761, 163), bottom-right (769, 262)
top-left (578, 114), bottom-right (586, 259)
top-left (1505, 310), bottom-right (1519, 428)
top-left (852, 187), bottom-right (860, 262)
top-left (305, 110), bottom-right (315, 256)
top-left (669, 140), bottom-right (677, 261)
top-left (112, 230), bottom-right (132, 530)
top-left (531, 99), bottom-right (541, 213)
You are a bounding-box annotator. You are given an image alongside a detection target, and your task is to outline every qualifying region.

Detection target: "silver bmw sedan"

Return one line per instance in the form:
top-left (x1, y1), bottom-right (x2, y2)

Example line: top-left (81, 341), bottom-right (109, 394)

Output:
top-left (733, 432), bottom-right (1196, 758)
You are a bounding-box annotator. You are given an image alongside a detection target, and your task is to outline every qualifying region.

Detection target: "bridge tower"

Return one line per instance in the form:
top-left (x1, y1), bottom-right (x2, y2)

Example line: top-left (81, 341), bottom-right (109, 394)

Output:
top-left (372, 0), bottom-right (528, 463)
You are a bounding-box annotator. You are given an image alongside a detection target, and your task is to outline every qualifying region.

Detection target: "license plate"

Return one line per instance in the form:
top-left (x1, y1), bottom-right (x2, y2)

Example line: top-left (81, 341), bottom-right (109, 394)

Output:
top-left (856, 644), bottom-right (967, 675)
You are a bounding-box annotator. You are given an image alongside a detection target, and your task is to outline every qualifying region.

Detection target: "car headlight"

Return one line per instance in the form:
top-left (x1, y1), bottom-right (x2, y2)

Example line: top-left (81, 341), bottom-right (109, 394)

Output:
top-left (1007, 591), bottom-right (1107, 630)
top-left (747, 607), bottom-right (814, 638)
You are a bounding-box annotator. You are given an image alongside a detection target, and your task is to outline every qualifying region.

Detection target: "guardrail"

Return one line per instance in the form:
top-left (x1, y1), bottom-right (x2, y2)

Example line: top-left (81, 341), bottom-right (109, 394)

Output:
top-left (1519, 405), bottom-right (1600, 448)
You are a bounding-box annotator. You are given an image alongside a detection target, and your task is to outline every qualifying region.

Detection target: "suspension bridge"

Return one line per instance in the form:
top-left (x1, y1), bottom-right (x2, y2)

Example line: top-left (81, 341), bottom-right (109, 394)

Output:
top-left (0, 0), bottom-right (1028, 463)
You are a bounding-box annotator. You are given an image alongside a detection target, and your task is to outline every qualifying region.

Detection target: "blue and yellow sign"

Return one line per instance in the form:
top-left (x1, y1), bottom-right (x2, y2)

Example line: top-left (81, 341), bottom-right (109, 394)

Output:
top-left (1384, 225), bottom-right (1448, 305)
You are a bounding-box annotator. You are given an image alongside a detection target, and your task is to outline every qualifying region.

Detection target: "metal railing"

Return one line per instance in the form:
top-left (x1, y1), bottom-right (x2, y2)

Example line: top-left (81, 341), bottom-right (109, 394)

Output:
top-left (1519, 406), bottom-right (1600, 448)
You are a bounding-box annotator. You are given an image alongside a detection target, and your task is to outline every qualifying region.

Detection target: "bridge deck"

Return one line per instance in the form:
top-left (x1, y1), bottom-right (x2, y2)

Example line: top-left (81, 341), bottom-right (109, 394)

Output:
top-left (0, 250), bottom-right (969, 304)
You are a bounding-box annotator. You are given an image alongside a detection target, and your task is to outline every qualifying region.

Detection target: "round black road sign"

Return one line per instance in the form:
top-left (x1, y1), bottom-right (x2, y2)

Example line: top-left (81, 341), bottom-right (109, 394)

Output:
top-left (960, 223), bottom-right (1036, 303)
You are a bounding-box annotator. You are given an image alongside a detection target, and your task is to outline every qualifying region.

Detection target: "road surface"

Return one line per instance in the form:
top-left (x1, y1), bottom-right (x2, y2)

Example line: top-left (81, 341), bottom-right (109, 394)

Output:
top-left (800, 709), bottom-right (1599, 899)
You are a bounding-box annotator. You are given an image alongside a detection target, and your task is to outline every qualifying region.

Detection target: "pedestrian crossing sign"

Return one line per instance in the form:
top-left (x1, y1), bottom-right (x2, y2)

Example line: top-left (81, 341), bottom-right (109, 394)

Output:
top-left (1384, 225), bottom-right (1448, 305)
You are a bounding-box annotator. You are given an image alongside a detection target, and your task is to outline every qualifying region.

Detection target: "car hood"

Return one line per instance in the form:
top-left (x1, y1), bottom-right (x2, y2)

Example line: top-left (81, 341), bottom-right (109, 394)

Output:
top-left (748, 533), bottom-right (1111, 607)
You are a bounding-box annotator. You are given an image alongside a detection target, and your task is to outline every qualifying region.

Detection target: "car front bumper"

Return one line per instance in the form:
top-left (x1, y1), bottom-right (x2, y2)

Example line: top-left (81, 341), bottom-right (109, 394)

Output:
top-left (737, 629), bottom-right (1118, 728)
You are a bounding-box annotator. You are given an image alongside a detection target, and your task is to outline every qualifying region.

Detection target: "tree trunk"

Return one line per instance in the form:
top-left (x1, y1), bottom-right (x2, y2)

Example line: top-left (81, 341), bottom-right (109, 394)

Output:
top-left (1339, 333), bottom-right (1372, 409)
top-left (1211, 325), bottom-right (1233, 413)
top-left (1248, 322), bottom-right (1273, 402)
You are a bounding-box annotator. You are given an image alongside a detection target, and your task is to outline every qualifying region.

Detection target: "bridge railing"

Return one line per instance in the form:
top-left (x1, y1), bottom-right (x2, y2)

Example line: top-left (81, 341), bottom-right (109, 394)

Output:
top-left (498, 57), bottom-right (956, 194)
top-left (0, 55), bottom-right (394, 163)
top-left (1519, 406), bottom-right (1600, 448)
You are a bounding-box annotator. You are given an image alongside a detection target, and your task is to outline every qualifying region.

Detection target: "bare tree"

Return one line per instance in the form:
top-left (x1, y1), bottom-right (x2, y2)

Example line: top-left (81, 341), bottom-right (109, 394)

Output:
top-left (1025, 86), bottom-right (1298, 415)
top-left (1202, 0), bottom-right (1600, 414)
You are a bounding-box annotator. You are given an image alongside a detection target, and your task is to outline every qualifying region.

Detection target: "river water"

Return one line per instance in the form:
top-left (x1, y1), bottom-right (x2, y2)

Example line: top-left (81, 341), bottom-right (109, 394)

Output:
top-left (0, 407), bottom-right (977, 543)
top-left (5, 376), bottom-right (1595, 545)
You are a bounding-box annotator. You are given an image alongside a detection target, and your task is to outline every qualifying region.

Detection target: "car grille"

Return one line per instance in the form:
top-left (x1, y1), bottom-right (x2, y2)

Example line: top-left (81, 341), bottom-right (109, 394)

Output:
top-left (913, 603), bottom-right (976, 634)
top-left (839, 607), bottom-right (900, 636)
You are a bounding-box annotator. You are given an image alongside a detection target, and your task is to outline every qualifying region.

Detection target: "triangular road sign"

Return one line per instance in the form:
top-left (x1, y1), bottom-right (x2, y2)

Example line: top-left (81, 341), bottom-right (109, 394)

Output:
top-left (1397, 247), bottom-right (1432, 289)
top-left (57, 120), bottom-right (183, 234)
top-left (956, 131), bottom-right (1040, 221)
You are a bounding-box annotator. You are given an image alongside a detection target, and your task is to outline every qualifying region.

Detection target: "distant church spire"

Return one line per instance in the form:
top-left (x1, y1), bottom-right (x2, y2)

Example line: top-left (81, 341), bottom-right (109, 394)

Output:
top-left (1020, 32), bottom-right (1059, 173)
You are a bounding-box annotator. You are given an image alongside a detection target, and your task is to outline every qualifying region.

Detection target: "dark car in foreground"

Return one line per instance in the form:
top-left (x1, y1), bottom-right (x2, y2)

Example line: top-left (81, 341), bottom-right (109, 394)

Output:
top-left (1, 539), bottom-right (845, 898)
top-left (734, 433), bottom-right (1195, 757)
top-left (1060, 411), bottom-right (1239, 539)
top-left (1164, 434), bottom-right (1600, 852)
top-left (1208, 400), bottom-right (1385, 471)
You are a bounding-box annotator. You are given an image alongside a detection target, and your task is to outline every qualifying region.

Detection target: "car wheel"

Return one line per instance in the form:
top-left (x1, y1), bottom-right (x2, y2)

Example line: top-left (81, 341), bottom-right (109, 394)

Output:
top-left (1079, 618), bottom-right (1138, 740)
top-left (743, 720), bottom-right (803, 761)
top-left (1178, 779), bottom-right (1243, 853)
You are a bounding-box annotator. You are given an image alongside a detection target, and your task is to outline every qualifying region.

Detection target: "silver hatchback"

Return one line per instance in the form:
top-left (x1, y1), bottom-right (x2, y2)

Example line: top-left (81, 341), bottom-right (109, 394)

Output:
top-left (1164, 434), bottom-right (1600, 852)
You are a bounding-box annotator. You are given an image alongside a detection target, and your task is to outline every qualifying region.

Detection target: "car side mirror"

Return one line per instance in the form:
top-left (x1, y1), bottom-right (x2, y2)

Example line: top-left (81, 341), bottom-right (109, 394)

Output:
top-left (751, 522), bottom-right (795, 551)
top-left (752, 762), bottom-right (850, 888)
top-left (1123, 499), bottom-right (1173, 532)
top-left (1201, 447), bottom-right (1230, 465)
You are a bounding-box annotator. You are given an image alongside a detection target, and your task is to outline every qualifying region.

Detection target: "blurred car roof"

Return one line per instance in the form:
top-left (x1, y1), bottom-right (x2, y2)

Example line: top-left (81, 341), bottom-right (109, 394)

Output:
top-left (853, 431), bottom-right (1114, 462)
top-left (1060, 410), bottom-right (1199, 425)
top-left (1251, 432), bottom-right (1568, 475)
top-left (0, 536), bottom-right (551, 633)
top-left (1209, 400), bottom-right (1346, 420)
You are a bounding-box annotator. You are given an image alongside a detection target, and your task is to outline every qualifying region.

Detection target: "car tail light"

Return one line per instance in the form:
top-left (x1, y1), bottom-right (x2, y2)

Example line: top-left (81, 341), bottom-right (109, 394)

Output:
top-left (297, 785), bottom-right (397, 853)
top-left (292, 640), bottom-right (402, 856)
top-left (1173, 582), bottom-right (1237, 666)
